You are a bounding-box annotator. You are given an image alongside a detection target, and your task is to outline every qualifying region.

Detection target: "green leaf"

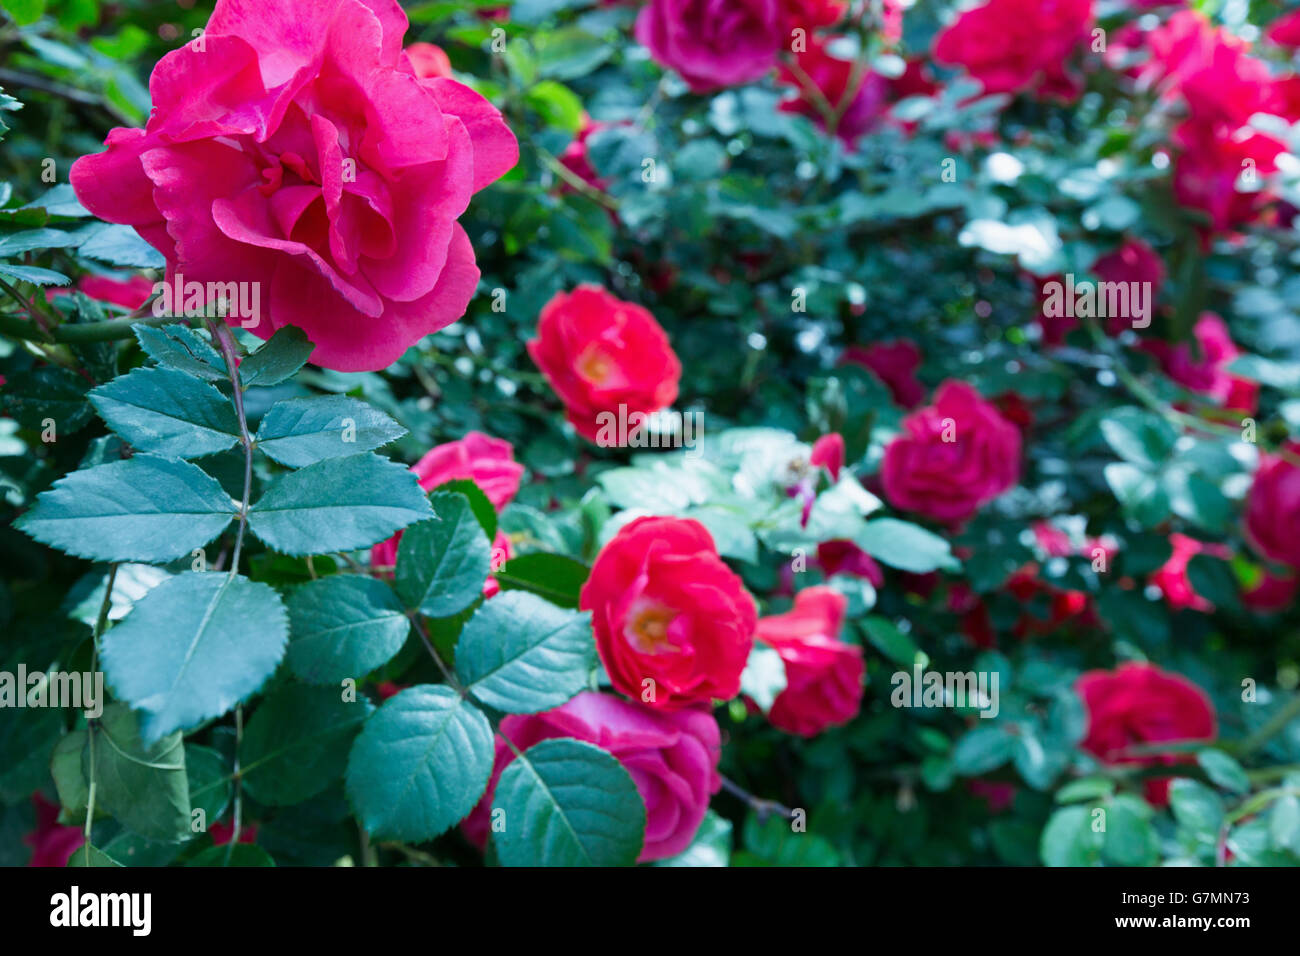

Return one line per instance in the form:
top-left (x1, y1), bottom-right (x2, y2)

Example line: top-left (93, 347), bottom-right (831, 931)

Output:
top-left (1099, 407), bottom-right (1178, 469)
top-left (345, 685), bottom-right (494, 841)
top-left (1054, 777), bottom-right (1114, 804)
top-left (247, 453), bottom-right (433, 556)
top-left (16, 456), bottom-right (234, 563)
top-left (239, 327), bottom-right (315, 387)
top-left (0, 262), bottom-right (69, 285)
top-left (3, 0), bottom-right (46, 27)
top-left (1269, 794), bottom-right (1300, 853)
top-left (89, 366), bottom-right (240, 458)
top-left (1102, 794), bottom-right (1157, 866)
top-left (654, 810), bottom-right (732, 867)
top-left (50, 729), bottom-right (90, 818)
top-left (1168, 778), bottom-right (1225, 841)
top-left (951, 727), bottom-right (1014, 775)
top-left (133, 324), bottom-right (226, 381)
top-left (534, 28), bottom-right (611, 80)
top-left (86, 704), bottom-right (191, 842)
top-left (1164, 468), bottom-right (1232, 533)
top-left (1104, 462), bottom-right (1172, 528)
top-left (492, 738), bottom-right (644, 867)
top-left (255, 395), bottom-right (406, 468)
top-left (855, 518), bottom-right (960, 573)
top-left (67, 845), bottom-right (124, 867)
top-left (1039, 805), bottom-right (1104, 866)
top-left (526, 80), bottom-right (583, 133)
top-left (241, 683), bottom-right (373, 806)
top-left (187, 845), bottom-right (276, 867)
top-left (286, 575), bottom-right (410, 684)
top-left (455, 591), bottom-right (595, 713)
top-left (1, 366), bottom-right (93, 432)
top-left (861, 615), bottom-right (920, 667)
top-left (76, 223), bottom-right (164, 268)
top-left (100, 571), bottom-right (288, 743)
top-left (433, 478), bottom-right (497, 540)
top-left (1196, 749), bottom-right (1249, 794)
top-left (395, 491), bottom-right (492, 617)
top-left (495, 552), bottom-right (590, 609)
top-left (187, 743), bottom-right (232, 826)
top-left (739, 813), bottom-right (838, 867)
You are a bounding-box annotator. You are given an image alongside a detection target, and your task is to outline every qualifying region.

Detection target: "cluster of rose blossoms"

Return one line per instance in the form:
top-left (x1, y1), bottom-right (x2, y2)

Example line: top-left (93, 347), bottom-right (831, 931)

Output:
top-left (42, 0), bottom-right (1300, 860)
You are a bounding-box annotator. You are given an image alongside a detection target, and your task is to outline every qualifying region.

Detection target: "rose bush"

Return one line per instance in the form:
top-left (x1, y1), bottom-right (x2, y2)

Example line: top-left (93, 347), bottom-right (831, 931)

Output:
top-left (3, 0), bottom-right (1300, 871)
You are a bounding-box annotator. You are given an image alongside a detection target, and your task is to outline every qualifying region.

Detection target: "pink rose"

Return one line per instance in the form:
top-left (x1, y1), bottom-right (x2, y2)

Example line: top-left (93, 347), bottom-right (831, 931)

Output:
top-left (1149, 533), bottom-right (1229, 613)
top-left (1141, 313), bottom-right (1258, 413)
top-left (59, 274), bottom-right (156, 311)
top-left (1246, 443), bottom-right (1300, 570)
top-left (842, 339), bottom-right (924, 408)
top-left (1268, 9), bottom-right (1300, 48)
top-left (1242, 570), bottom-right (1297, 613)
top-left (370, 431), bottom-right (523, 570)
top-left (881, 380), bottom-right (1022, 524)
top-left (816, 539), bottom-right (883, 586)
top-left (757, 586), bottom-right (864, 737)
top-left (635, 0), bottom-right (783, 93)
top-left (776, 36), bottom-right (891, 147)
top-left (70, 0), bottom-right (518, 372)
top-left (463, 691), bottom-right (721, 861)
top-left (932, 0), bottom-right (1093, 101)
top-left (404, 42), bottom-right (453, 79)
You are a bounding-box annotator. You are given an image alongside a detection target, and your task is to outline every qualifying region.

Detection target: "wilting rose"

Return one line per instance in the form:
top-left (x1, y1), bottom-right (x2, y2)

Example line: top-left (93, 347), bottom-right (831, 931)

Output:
top-left (842, 339), bottom-right (924, 408)
top-left (463, 692), bottom-right (721, 861)
top-left (70, 0), bottom-right (517, 372)
top-left (1141, 313), bottom-right (1258, 413)
top-left (528, 285), bottom-right (681, 444)
top-left (777, 37), bottom-right (891, 146)
top-left (1075, 662), bottom-right (1216, 806)
top-left (24, 793), bottom-right (83, 867)
top-left (404, 42), bottom-right (453, 79)
top-left (932, 0), bottom-right (1093, 101)
top-left (757, 586), bottom-right (864, 737)
top-left (1149, 533), bottom-right (1229, 613)
top-left (581, 516), bottom-right (756, 708)
top-left (635, 0), bottom-right (783, 92)
top-left (1091, 238), bottom-right (1165, 335)
top-left (881, 380), bottom-right (1022, 524)
top-left (370, 431), bottom-right (522, 570)
top-left (1246, 443), bottom-right (1300, 570)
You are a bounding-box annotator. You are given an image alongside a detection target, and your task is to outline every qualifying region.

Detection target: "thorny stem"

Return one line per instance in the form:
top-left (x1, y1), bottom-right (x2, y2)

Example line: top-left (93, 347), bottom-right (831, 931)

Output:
top-left (719, 774), bottom-right (794, 821)
top-left (0, 309), bottom-right (174, 344)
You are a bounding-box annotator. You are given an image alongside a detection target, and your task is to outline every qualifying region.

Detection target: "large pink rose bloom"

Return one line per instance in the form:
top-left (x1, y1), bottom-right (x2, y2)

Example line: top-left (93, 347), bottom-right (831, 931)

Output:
top-left (463, 692), bottom-right (721, 862)
top-left (881, 380), bottom-right (1022, 524)
top-left (635, 0), bottom-right (783, 93)
top-left (932, 0), bottom-right (1093, 101)
top-left (70, 0), bottom-right (517, 372)
top-left (757, 586), bottom-right (864, 737)
top-left (1140, 313), bottom-right (1258, 414)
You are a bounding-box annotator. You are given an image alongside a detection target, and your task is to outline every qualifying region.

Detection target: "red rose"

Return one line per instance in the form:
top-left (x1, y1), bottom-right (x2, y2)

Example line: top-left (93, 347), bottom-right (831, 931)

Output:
top-left (1246, 443), bottom-right (1300, 570)
top-left (581, 516), bottom-right (756, 708)
top-left (1267, 9), bottom-right (1300, 48)
top-left (635, 0), bottom-right (783, 93)
top-left (370, 431), bottom-right (522, 570)
top-left (757, 586), bottom-right (863, 737)
top-left (528, 285), bottom-right (681, 444)
top-left (881, 380), bottom-right (1022, 524)
top-left (1075, 662), bottom-right (1216, 806)
top-left (816, 539), bottom-right (883, 586)
top-left (463, 691), bottom-right (721, 861)
top-left (842, 339), bottom-right (924, 408)
top-left (1242, 570), bottom-right (1297, 613)
top-left (932, 0), bottom-right (1093, 101)
top-left (56, 274), bottom-right (156, 311)
top-left (557, 115), bottom-right (610, 192)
